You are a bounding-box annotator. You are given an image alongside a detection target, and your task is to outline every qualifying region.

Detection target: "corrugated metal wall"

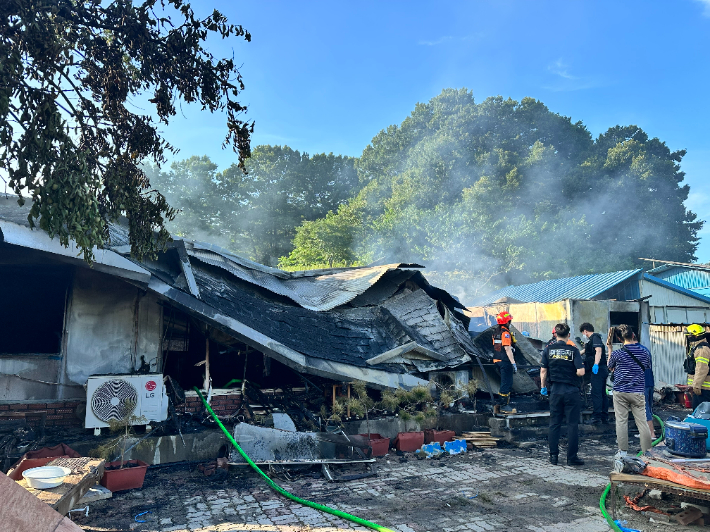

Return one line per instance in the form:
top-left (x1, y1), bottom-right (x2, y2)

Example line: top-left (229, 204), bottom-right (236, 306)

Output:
top-left (654, 267), bottom-right (710, 297)
top-left (649, 325), bottom-right (686, 385)
top-left (651, 306), bottom-right (709, 324)
top-left (640, 279), bottom-right (710, 307)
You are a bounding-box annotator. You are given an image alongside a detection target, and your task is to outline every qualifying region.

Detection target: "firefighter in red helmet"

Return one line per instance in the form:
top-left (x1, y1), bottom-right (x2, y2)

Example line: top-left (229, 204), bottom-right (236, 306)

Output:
top-left (493, 311), bottom-right (517, 413)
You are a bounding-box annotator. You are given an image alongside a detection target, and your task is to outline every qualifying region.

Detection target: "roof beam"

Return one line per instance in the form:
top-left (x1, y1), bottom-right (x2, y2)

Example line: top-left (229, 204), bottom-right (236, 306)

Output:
top-left (366, 341), bottom-right (447, 365)
top-left (148, 278), bottom-right (427, 390)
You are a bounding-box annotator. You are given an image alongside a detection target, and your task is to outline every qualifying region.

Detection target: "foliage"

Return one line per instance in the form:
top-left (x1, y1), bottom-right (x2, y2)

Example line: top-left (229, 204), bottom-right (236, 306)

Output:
top-left (377, 384), bottom-right (438, 422)
top-left (287, 89), bottom-right (703, 295)
top-left (279, 202), bottom-right (364, 268)
top-left (148, 146), bottom-right (359, 266)
top-left (88, 402), bottom-right (146, 468)
top-left (0, 0), bottom-right (252, 260)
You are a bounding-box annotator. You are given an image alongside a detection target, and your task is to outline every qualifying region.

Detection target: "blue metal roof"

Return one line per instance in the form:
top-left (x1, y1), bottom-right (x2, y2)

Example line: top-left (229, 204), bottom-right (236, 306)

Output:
top-left (647, 265), bottom-right (710, 298)
top-left (643, 273), bottom-right (710, 304)
top-left (471, 269), bottom-right (643, 306)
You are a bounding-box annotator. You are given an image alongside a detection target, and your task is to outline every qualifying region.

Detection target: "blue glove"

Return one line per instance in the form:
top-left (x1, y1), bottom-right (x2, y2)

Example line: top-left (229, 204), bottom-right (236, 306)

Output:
top-left (592, 364), bottom-right (599, 375)
top-left (540, 387), bottom-right (548, 396)
top-left (512, 363), bottom-right (518, 373)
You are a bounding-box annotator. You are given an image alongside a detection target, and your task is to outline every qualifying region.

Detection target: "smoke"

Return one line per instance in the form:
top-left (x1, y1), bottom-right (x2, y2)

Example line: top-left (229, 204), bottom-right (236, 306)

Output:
top-left (144, 92), bottom-right (701, 306)
top-left (343, 93), bottom-right (701, 304)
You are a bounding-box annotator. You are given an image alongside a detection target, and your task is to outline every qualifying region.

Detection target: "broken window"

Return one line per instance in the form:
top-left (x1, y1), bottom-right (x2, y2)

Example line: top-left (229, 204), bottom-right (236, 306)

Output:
top-left (610, 311), bottom-right (640, 337)
top-left (0, 265), bottom-right (69, 354)
top-left (161, 306), bottom-right (303, 392)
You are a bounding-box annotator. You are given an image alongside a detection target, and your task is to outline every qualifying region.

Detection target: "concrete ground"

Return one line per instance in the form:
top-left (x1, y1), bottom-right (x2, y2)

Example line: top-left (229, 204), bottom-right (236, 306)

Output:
top-left (71, 428), bottom-right (702, 532)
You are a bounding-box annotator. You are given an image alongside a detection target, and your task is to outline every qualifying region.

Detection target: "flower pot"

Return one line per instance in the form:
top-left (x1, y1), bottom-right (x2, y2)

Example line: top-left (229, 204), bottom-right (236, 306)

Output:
top-left (424, 429), bottom-right (455, 446)
top-left (359, 433), bottom-right (390, 457)
top-left (394, 431), bottom-right (424, 452)
top-left (100, 460), bottom-right (148, 492)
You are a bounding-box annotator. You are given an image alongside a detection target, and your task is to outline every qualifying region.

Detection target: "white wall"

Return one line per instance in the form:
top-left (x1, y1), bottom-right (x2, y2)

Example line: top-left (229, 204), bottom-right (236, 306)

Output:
top-left (0, 267), bottom-right (163, 402)
top-left (63, 268), bottom-right (162, 390)
top-left (640, 279), bottom-right (710, 308)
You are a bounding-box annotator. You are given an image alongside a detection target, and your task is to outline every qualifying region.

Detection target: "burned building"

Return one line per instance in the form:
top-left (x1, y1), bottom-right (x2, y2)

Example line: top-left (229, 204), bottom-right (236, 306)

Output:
top-left (0, 196), bottom-right (508, 431)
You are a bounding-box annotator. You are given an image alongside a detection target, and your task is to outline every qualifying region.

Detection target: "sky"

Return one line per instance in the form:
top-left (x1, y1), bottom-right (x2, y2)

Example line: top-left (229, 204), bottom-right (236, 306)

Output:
top-left (152, 0), bottom-right (710, 263)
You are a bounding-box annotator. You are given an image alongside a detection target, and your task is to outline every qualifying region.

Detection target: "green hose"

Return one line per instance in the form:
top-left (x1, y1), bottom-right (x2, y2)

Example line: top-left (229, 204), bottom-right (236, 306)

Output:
top-left (599, 414), bottom-right (666, 531)
top-left (194, 387), bottom-right (396, 532)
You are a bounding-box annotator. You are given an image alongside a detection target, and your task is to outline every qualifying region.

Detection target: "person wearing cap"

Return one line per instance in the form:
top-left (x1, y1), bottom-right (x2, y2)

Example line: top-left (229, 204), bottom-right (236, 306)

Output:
top-left (492, 311), bottom-right (517, 413)
top-left (686, 324), bottom-right (710, 409)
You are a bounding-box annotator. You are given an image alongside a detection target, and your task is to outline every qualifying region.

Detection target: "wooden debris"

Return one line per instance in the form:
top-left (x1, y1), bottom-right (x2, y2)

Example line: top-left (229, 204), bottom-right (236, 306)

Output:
top-left (17, 458), bottom-right (104, 516)
top-left (460, 432), bottom-right (499, 447)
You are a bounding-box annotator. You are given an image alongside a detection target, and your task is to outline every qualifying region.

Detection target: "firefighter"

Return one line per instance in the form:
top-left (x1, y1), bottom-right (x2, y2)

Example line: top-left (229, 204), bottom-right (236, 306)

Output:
top-left (686, 324), bottom-right (710, 409)
top-left (492, 311), bottom-right (517, 413)
top-left (580, 323), bottom-right (609, 424)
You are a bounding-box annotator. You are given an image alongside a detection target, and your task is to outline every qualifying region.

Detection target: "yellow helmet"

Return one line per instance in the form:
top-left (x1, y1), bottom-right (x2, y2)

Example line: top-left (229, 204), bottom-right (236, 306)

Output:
top-left (688, 324), bottom-right (705, 336)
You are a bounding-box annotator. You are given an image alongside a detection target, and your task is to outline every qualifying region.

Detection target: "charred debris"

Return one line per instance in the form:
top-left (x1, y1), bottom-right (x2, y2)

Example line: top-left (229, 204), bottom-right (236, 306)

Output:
top-left (0, 197), bottom-right (544, 472)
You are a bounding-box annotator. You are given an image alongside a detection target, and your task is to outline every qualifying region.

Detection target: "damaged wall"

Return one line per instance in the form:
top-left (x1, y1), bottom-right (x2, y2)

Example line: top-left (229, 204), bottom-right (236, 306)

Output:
top-left (63, 268), bottom-right (162, 393)
top-left (1, 267), bottom-right (162, 402)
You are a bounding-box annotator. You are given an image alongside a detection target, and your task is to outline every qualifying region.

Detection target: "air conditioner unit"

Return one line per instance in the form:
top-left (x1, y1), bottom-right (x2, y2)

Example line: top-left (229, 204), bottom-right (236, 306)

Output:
top-left (85, 374), bottom-right (168, 429)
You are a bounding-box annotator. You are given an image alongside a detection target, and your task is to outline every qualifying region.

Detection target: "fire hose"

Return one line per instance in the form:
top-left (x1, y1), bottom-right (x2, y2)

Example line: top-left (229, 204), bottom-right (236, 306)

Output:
top-left (599, 414), bottom-right (666, 532)
top-left (194, 387), bottom-right (396, 532)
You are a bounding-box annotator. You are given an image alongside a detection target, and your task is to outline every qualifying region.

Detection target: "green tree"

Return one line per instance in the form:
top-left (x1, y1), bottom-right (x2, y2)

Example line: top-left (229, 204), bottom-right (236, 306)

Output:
top-left (279, 203), bottom-right (362, 269)
top-left (150, 146), bottom-right (360, 265)
top-left (0, 0), bottom-right (253, 260)
top-left (288, 89), bottom-right (702, 297)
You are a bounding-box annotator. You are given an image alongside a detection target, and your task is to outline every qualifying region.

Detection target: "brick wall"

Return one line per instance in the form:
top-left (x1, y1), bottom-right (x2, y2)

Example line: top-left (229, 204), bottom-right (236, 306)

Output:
top-left (0, 400), bottom-right (84, 428)
top-left (182, 391), bottom-right (242, 417)
top-left (0, 391), bottom-right (243, 430)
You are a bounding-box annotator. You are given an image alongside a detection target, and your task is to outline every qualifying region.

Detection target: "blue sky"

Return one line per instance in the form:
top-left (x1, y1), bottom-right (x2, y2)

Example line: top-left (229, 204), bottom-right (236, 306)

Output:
top-left (155, 0), bottom-right (710, 262)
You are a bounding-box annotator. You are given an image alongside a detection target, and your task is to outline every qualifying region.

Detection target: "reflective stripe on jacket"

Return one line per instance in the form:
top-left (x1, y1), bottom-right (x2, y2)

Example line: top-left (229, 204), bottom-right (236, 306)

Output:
top-left (690, 344), bottom-right (710, 390)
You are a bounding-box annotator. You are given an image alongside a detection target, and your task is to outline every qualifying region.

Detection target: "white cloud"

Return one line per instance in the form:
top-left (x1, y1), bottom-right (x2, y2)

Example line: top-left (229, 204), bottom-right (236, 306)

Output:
top-left (548, 59), bottom-right (579, 80)
top-left (542, 58), bottom-right (603, 92)
top-left (695, 0), bottom-right (710, 17)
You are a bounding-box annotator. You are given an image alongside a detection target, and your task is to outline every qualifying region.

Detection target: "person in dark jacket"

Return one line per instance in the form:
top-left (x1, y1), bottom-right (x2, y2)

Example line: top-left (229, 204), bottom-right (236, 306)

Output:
top-left (580, 323), bottom-right (608, 424)
top-left (540, 323), bottom-right (586, 466)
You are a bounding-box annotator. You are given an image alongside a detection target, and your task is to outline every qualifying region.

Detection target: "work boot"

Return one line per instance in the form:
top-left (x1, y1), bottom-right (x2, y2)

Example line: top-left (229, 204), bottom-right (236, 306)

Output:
top-left (549, 454), bottom-right (558, 465)
top-left (585, 417), bottom-right (601, 425)
top-left (567, 456), bottom-right (585, 466)
top-left (500, 405), bottom-right (514, 413)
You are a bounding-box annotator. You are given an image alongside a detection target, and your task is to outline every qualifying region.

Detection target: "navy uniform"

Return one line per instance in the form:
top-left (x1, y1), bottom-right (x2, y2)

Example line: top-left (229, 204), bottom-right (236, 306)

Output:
top-left (584, 332), bottom-right (608, 423)
top-left (541, 340), bottom-right (584, 465)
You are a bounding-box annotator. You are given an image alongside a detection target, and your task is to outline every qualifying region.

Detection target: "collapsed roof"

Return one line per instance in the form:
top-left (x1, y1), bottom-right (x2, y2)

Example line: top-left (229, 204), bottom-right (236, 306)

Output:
top-left (0, 196), bottom-right (483, 389)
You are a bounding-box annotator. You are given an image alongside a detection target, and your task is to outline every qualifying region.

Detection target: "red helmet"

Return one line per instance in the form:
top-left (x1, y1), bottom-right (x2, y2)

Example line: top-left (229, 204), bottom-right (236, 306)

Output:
top-left (496, 311), bottom-right (513, 325)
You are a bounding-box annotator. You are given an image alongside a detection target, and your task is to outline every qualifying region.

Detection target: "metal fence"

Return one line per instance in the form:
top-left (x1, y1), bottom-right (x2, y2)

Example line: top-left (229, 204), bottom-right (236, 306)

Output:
top-left (649, 324), bottom-right (686, 386)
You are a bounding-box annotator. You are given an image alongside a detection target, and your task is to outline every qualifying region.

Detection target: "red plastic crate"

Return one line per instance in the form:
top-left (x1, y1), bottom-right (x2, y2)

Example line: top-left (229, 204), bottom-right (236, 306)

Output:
top-left (359, 433), bottom-right (390, 457)
top-left (394, 431), bottom-right (424, 452)
top-left (424, 429), bottom-right (455, 446)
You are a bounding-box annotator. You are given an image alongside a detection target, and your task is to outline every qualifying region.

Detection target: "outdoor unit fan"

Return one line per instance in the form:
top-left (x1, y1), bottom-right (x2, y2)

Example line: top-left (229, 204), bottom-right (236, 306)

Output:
top-left (90, 379), bottom-right (139, 424)
top-left (85, 374), bottom-right (168, 429)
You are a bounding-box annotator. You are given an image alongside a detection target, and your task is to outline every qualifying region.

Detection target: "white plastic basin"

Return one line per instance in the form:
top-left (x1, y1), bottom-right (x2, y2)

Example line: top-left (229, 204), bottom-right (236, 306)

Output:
top-left (22, 466), bottom-right (72, 489)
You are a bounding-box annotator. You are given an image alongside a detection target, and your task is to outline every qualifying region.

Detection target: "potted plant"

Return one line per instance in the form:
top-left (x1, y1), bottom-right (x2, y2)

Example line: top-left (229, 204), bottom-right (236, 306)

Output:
top-left (91, 406), bottom-right (149, 492)
top-left (348, 381), bottom-right (390, 457)
top-left (379, 385), bottom-right (437, 452)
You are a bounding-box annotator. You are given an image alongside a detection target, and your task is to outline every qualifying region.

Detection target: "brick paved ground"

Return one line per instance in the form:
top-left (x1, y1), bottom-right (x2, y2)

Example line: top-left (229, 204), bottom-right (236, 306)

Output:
top-left (75, 436), bottom-right (694, 532)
